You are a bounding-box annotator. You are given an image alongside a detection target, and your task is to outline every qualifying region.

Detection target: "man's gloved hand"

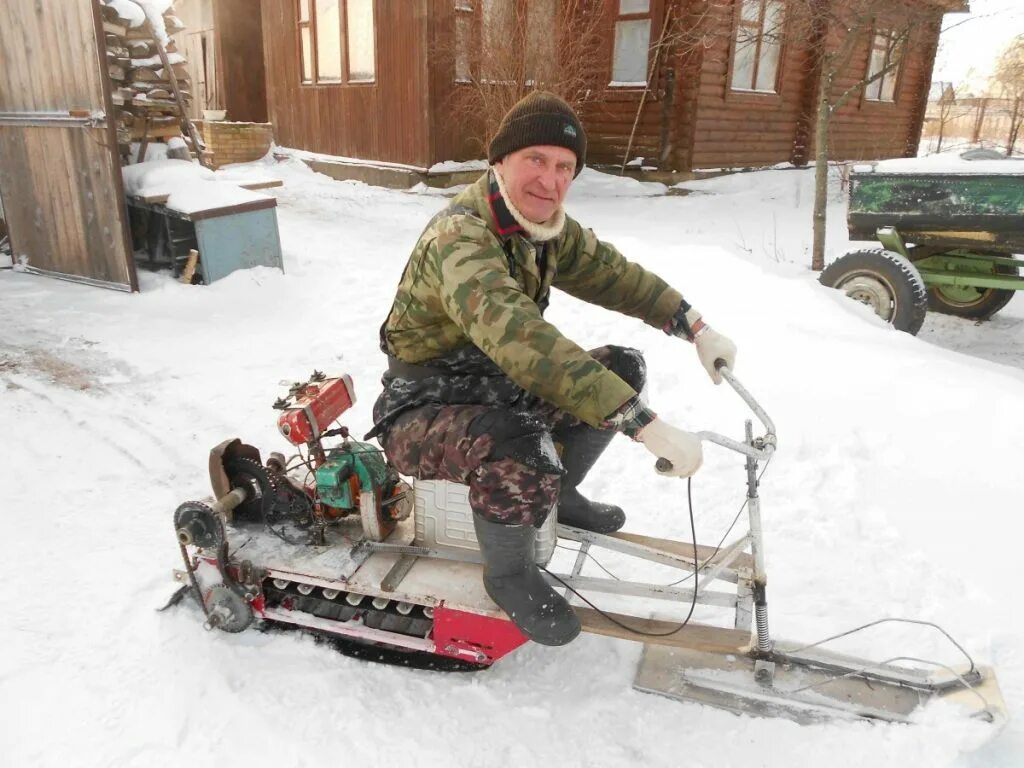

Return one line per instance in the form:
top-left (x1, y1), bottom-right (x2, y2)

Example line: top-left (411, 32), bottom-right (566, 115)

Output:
top-left (636, 418), bottom-right (703, 478)
top-left (694, 326), bottom-right (737, 385)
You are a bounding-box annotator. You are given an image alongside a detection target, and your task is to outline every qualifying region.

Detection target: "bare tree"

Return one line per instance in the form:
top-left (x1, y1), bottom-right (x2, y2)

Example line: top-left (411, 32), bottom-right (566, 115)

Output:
top-left (992, 35), bottom-right (1024, 155)
top-left (932, 83), bottom-right (957, 152)
top-left (438, 0), bottom-right (605, 153)
top-left (641, 0), bottom-right (943, 271)
top-left (775, 0), bottom-right (942, 270)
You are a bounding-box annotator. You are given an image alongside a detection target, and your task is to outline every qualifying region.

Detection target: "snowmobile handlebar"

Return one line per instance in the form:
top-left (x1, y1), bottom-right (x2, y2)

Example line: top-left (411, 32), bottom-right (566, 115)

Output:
top-left (697, 364), bottom-right (776, 461)
top-left (653, 364), bottom-right (776, 474)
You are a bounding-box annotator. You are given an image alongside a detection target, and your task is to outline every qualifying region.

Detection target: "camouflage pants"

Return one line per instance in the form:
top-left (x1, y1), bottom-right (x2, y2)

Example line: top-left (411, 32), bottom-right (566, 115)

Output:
top-left (381, 346), bottom-right (646, 525)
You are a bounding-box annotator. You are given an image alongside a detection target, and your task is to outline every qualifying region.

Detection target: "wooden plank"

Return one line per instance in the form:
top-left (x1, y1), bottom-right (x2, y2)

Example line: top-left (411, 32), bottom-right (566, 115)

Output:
top-left (236, 178), bottom-right (283, 191)
top-left (180, 249), bottom-right (200, 283)
top-left (188, 197), bottom-right (277, 220)
top-left (103, 20), bottom-right (128, 36)
top-left (608, 531), bottom-right (754, 571)
top-left (575, 607), bottom-right (752, 654)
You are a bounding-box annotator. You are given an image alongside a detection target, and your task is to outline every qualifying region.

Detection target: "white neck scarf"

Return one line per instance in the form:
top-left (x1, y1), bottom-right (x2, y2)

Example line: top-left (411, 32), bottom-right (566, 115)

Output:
top-left (493, 169), bottom-right (566, 243)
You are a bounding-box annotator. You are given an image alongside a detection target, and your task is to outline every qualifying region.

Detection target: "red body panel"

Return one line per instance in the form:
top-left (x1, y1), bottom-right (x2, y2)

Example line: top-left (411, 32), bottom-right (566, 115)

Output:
top-left (432, 604), bottom-right (527, 665)
top-left (277, 374), bottom-right (356, 445)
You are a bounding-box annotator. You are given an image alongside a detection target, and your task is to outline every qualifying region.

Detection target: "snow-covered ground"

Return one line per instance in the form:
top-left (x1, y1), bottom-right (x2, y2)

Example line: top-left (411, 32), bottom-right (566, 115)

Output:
top-left (1, 157), bottom-right (1022, 767)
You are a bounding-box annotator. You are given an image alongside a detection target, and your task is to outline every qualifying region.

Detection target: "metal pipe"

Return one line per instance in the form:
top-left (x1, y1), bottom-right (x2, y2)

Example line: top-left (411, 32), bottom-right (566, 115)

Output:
top-left (743, 420), bottom-right (772, 655)
top-left (696, 366), bottom-right (777, 461)
top-left (212, 487), bottom-right (247, 518)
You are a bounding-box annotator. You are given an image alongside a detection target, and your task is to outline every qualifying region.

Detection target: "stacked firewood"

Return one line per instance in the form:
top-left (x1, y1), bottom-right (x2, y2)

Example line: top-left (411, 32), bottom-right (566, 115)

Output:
top-left (98, 0), bottom-right (193, 162)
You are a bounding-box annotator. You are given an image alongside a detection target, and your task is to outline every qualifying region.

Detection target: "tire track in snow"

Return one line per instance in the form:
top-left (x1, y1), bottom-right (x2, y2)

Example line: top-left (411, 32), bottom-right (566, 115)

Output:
top-left (8, 375), bottom-right (183, 478)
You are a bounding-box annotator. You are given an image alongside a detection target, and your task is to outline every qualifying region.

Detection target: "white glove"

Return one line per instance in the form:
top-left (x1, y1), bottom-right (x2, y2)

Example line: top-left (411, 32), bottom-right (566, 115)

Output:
top-left (694, 326), bottom-right (737, 385)
top-left (636, 418), bottom-right (704, 478)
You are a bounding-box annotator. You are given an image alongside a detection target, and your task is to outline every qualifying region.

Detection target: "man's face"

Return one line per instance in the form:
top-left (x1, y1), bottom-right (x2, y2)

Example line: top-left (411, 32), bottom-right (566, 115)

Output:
top-left (495, 145), bottom-right (577, 224)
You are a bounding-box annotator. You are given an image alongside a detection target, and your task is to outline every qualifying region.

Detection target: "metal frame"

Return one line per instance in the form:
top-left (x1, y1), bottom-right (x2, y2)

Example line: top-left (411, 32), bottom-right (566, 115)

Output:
top-left (363, 365), bottom-right (776, 638)
top-left (877, 225), bottom-right (1024, 292)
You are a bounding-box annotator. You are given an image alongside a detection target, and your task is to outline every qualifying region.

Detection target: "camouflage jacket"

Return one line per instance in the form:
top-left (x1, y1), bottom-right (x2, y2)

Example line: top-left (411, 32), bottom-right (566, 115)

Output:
top-left (370, 171), bottom-right (686, 436)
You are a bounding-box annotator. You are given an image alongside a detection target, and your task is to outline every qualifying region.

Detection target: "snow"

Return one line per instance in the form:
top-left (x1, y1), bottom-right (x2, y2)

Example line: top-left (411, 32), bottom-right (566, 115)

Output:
top-left (276, 145), bottom-right (430, 173)
top-left (121, 159), bottom-right (214, 195)
top-left (131, 52), bottom-right (185, 68)
top-left (105, 0), bottom-right (146, 27)
top-left (866, 153), bottom-right (1024, 175)
top-left (120, 159), bottom-right (272, 214)
top-left (2, 155), bottom-right (1023, 767)
top-left (132, 0), bottom-right (174, 44)
top-left (428, 159), bottom-right (490, 173)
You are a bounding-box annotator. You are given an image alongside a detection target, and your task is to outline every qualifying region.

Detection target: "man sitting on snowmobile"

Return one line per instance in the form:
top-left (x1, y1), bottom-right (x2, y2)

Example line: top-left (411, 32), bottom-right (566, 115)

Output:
top-left (369, 92), bottom-right (737, 647)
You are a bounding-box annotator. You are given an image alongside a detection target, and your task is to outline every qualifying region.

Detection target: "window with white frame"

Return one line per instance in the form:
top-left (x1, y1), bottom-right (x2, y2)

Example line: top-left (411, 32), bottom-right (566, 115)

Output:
top-left (297, 0), bottom-right (376, 85)
top-left (731, 0), bottom-right (785, 93)
top-left (611, 0), bottom-right (652, 86)
top-left (865, 29), bottom-right (901, 102)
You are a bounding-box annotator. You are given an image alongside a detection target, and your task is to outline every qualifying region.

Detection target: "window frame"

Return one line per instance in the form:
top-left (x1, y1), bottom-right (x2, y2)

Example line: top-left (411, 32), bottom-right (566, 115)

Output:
top-left (296, 0), bottom-right (377, 87)
top-left (862, 26), bottom-right (903, 105)
top-left (607, 0), bottom-right (660, 94)
top-left (726, 0), bottom-right (787, 97)
top-left (452, 1), bottom-right (557, 88)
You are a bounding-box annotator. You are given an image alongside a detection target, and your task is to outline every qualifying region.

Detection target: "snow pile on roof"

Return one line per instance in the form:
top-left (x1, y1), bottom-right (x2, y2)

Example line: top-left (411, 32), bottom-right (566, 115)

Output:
top-left (163, 182), bottom-right (269, 215)
top-left (864, 153), bottom-right (1024, 176)
top-left (121, 159), bottom-right (214, 196)
top-left (121, 159), bottom-right (270, 215)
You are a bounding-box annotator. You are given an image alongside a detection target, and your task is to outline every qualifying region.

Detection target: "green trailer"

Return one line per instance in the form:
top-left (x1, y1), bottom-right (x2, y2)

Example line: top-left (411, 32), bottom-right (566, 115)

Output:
top-left (820, 152), bottom-right (1024, 334)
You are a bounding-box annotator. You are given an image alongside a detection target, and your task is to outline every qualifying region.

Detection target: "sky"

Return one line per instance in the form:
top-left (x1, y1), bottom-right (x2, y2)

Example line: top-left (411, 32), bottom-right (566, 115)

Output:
top-left (932, 0), bottom-right (1024, 91)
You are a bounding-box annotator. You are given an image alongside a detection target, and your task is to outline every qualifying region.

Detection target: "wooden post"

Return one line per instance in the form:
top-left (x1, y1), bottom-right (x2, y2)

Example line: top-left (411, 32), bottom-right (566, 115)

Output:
top-left (137, 114), bottom-right (151, 163)
top-left (145, 20), bottom-right (209, 169)
top-left (180, 249), bottom-right (200, 284)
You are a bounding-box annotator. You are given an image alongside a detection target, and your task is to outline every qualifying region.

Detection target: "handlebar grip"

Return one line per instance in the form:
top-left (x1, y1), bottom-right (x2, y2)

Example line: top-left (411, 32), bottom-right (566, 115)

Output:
top-left (655, 458), bottom-right (673, 473)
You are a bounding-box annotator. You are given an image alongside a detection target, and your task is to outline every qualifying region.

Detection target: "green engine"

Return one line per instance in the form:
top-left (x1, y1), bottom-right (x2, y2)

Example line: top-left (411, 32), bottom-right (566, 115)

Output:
top-left (315, 440), bottom-right (394, 511)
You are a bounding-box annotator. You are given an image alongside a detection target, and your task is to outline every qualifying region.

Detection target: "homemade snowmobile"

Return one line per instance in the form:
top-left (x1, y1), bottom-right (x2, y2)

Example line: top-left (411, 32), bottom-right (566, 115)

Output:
top-left (168, 368), bottom-right (1006, 725)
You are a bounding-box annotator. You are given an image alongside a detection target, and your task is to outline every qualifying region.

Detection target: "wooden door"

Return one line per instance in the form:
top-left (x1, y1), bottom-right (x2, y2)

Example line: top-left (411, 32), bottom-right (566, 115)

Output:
top-left (0, 0), bottom-right (136, 290)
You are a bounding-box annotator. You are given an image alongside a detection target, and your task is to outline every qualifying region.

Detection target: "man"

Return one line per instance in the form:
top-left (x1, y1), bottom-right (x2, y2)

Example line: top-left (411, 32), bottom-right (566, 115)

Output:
top-left (370, 92), bottom-right (737, 647)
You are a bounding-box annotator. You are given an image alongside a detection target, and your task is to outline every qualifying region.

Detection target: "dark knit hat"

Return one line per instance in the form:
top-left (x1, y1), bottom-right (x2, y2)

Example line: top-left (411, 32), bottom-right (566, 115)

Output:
top-left (488, 91), bottom-right (587, 177)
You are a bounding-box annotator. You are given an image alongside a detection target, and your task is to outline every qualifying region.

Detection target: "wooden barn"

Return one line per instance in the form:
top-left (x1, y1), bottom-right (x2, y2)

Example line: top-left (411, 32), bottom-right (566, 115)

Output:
top-left (257, 0), bottom-right (968, 173)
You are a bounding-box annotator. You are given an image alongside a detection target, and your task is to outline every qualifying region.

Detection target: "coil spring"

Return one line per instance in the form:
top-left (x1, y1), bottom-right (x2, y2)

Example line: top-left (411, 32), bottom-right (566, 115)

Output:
top-left (755, 603), bottom-right (771, 653)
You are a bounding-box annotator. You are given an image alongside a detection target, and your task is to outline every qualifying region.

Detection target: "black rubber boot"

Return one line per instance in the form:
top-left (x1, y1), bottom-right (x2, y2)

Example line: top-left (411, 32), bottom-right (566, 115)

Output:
top-left (555, 424), bottom-right (626, 534)
top-left (473, 513), bottom-right (581, 646)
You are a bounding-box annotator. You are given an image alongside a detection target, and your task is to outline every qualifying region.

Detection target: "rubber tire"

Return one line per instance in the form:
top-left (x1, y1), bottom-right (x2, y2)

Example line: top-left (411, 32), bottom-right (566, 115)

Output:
top-left (927, 263), bottom-right (1018, 320)
top-left (820, 249), bottom-right (929, 335)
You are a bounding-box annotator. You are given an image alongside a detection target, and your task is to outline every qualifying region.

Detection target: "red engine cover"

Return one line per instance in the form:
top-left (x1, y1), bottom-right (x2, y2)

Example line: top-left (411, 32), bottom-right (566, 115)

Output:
top-left (277, 374), bottom-right (356, 445)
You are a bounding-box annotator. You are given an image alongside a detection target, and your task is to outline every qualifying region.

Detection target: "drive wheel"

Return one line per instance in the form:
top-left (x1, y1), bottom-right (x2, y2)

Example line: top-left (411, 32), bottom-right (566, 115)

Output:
top-left (927, 260), bottom-right (1017, 320)
top-left (820, 249), bottom-right (928, 335)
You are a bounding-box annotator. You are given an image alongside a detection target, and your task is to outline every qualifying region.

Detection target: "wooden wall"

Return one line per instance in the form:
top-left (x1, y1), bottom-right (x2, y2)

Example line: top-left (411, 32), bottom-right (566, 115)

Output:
top-left (262, 0), bottom-right (944, 173)
top-left (576, 0), bottom-right (669, 169)
top-left (0, 0), bottom-right (135, 290)
top-left (825, 16), bottom-right (942, 162)
top-left (215, 0), bottom-right (268, 122)
top-left (688, 0), bottom-right (809, 170)
top-left (260, 0), bottom-right (432, 167)
top-left (0, 0), bottom-right (108, 111)
top-left (173, 0), bottom-right (216, 118)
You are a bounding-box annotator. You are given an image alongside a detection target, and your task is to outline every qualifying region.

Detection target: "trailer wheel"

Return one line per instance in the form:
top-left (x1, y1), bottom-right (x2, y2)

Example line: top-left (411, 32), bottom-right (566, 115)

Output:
top-left (927, 262), bottom-right (1018, 320)
top-left (820, 249), bottom-right (928, 335)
